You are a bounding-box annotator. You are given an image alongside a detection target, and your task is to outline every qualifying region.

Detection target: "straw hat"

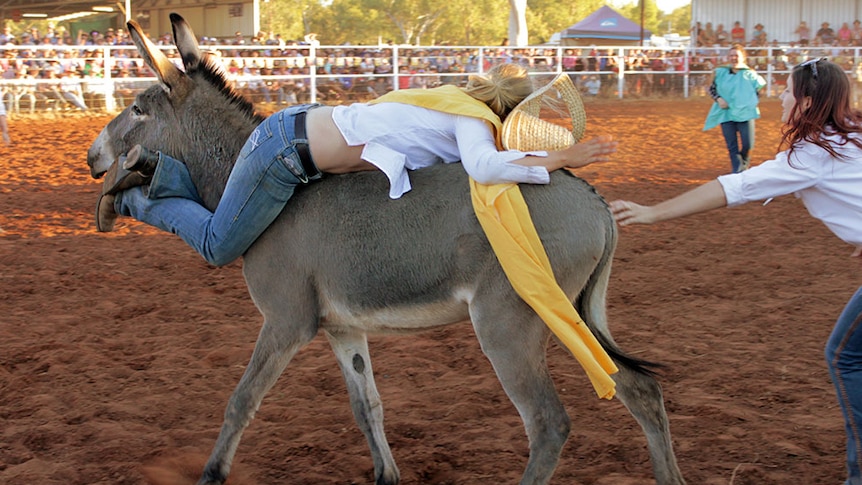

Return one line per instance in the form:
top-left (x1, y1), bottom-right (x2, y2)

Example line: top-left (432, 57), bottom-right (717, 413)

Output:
top-left (501, 73), bottom-right (586, 152)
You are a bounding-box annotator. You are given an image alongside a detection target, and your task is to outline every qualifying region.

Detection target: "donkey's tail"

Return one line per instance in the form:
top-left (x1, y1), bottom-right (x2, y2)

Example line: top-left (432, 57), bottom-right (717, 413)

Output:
top-left (576, 199), bottom-right (663, 378)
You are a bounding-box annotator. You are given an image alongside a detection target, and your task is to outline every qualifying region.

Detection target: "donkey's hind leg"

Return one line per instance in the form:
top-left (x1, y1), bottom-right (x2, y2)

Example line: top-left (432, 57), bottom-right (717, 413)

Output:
top-left (470, 297), bottom-right (570, 485)
top-left (325, 330), bottom-right (400, 485)
top-left (197, 317), bottom-right (318, 485)
top-left (612, 363), bottom-right (686, 485)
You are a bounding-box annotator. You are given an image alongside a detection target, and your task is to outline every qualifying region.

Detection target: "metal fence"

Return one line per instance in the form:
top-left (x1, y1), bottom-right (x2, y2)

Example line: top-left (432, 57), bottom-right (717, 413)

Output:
top-left (1, 43), bottom-right (859, 115)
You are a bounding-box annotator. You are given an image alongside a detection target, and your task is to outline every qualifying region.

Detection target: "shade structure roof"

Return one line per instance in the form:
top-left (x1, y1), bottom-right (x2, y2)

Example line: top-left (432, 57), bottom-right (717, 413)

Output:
top-left (562, 5), bottom-right (652, 41)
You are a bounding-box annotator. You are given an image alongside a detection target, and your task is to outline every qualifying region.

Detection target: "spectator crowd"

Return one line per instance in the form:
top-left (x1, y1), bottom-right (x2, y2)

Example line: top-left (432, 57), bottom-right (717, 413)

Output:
top-left (691, 18), bottom-right (862, 49)
top-left (1, 20), bottom-right (861, 115)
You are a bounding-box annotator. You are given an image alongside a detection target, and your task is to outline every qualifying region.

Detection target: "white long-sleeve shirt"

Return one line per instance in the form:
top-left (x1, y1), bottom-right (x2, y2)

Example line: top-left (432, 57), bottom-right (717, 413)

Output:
top-left (332, 102), bottom-right (550, 199)
top-left (717, 134), bottom-right (862, 247)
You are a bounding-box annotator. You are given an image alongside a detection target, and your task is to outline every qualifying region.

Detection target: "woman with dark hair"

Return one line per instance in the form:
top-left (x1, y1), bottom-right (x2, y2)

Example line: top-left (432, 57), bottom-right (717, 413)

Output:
top-left (609, 58), bottom-right (862, 485)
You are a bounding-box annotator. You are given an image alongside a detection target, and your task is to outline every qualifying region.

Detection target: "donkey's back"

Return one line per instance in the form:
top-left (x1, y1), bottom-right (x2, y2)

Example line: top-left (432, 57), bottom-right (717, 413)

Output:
top-left (245, 164), bottom-right (613, 334)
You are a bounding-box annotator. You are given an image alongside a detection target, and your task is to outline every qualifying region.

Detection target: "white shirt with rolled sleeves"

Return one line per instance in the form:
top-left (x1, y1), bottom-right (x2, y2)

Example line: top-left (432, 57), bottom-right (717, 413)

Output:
top-left (332, 102), bottom-right (550, 199)
top-left (717, 134), bottom-right (862, 247)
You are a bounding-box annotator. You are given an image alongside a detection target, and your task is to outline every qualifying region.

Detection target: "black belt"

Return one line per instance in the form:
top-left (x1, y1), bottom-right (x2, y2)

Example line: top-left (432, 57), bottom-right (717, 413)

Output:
top-left (293, 110), bottom-right (321, 181)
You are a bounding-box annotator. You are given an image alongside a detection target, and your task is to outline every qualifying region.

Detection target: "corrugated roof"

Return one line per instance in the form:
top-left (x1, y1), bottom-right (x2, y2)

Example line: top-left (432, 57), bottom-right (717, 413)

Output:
top-left (0, 0), bottom-right (113, 19)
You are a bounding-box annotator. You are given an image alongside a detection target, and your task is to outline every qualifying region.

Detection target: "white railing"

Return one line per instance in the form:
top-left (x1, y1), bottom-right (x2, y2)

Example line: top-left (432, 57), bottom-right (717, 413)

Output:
top-left (0, 43), bottom-right (857, 114)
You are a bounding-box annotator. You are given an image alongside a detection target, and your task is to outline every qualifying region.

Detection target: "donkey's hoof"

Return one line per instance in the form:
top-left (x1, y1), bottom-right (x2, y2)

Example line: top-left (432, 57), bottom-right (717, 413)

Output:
top-left (196, 469), bottom-right (227, 485)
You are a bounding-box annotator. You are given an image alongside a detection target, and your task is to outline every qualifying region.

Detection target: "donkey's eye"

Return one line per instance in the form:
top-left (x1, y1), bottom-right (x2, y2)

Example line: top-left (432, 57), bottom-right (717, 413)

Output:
top-left (131, 104), bottom-right (144, 116)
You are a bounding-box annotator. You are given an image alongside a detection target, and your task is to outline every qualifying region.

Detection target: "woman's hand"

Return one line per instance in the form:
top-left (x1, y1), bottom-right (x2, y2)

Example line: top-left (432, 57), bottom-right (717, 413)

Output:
top-left (560, 135), bottom-right (618, 169)
top-left (608, 200), bottom-right (657, 226)
top-left (852, 245), bottom-right (862, 258)
top-left (522, 135), bottom-right (618, 172)
top-left (717, 97), bottom-right (729, 109)
top-left (609, 180), bottom-right (728, 227)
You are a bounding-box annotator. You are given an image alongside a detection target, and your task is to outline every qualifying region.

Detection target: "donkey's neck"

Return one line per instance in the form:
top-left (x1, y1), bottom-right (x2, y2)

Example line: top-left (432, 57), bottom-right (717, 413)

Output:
top-left (182, 111), bottom-right (262, 212)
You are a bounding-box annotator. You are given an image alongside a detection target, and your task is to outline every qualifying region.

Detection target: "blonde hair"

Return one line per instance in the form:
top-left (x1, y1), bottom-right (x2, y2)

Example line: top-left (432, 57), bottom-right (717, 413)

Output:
top-left (463, 63), bottom-right (533, 119)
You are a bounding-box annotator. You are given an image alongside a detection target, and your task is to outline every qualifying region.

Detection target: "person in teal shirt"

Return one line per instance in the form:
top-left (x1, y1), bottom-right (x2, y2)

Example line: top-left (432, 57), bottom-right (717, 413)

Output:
top-left (704, 44), bottom-right (766, 173)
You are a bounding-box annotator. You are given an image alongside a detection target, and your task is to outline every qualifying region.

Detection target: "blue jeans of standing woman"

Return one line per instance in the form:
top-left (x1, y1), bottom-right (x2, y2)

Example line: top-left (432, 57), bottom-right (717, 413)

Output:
top-left (826, 286), bottom-right (862, 485)
top-left (720, 120), bottom-right (754, 173)
top-left (114, 104), bottom-right (322, 266)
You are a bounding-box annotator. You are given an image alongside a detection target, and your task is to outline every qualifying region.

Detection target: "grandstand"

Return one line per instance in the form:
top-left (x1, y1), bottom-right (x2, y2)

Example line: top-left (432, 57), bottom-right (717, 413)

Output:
top-left (2, 1), bottom-right (862, 115)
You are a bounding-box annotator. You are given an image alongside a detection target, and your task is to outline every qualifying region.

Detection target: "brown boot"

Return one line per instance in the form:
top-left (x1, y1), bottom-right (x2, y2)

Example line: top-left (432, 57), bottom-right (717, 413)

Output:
top-left (122, 144), bottom-right (160, 176)
top-left (95, 193), bottom-right (117, 232)
top-left (102, 156), bottom-right (151, 196)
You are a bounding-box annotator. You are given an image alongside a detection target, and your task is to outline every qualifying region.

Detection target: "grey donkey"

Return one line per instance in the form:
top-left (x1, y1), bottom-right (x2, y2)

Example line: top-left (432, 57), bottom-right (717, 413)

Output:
top-left (86, 13), bottom-right (685, 485)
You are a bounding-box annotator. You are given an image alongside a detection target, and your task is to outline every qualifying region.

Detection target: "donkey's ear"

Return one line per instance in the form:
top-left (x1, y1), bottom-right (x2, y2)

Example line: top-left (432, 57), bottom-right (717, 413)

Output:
top-left (127, 19), bottom-right (190, 98)
top-left (170, 13), bottom-right (203, 71)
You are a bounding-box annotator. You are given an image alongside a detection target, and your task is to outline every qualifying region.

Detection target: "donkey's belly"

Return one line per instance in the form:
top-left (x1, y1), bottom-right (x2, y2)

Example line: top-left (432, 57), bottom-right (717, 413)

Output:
top-left (318, 287), bottom-right (473, 333)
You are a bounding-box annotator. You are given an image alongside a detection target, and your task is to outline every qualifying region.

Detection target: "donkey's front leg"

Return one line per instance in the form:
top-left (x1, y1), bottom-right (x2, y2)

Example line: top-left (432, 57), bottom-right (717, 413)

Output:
top-left (326, 330), bottom-right (400, 485)
top-left (197, 318), bottom-right (317, 485)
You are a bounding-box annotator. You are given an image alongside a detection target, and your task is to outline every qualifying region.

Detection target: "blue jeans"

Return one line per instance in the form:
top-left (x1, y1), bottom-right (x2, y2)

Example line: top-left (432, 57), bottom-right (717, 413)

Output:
top-left (115, 104), bottom-right (321, 266)
top-left (826, 286), bottom-right (862, 485)
top-left (719, 120), bottom-right (754, 173)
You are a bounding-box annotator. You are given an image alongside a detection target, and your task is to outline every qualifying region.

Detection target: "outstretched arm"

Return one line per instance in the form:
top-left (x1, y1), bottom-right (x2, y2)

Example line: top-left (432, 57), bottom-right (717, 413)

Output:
top-left (456, 116), bottom-right (617, 184)
top-left (609, 179), bottom-right (728, 226)
top-left (513, 135), bottom-right (618, 172)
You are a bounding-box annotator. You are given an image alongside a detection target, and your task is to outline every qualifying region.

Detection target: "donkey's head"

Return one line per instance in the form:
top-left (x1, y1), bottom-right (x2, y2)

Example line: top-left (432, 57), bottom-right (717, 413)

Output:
top-left (87, 13), bottom-right (265, 209)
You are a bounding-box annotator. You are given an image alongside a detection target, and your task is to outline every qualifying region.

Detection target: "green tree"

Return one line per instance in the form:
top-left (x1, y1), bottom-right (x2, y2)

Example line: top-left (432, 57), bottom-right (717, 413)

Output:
top-left (614, 0), bottom-right (691, 36)
top-left (312, 0), bottom-right (386, 44)
top-left (432, 0), bottom-right (508, 45)
top-left (260, 0), bottom-right (690, 46)
top-left (259, 0), bottom-right (318, 42)
top-left (616, 0), bottom-right (660, 39)
top-left (359, 0), bottom-right (446, 44)
top-left (663, 5), bottom-right (693, 36)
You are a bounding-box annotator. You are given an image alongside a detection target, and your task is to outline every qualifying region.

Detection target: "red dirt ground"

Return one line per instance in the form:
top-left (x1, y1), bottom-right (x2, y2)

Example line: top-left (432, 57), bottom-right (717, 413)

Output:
top-left (1, 99), bottom-right (858, 485)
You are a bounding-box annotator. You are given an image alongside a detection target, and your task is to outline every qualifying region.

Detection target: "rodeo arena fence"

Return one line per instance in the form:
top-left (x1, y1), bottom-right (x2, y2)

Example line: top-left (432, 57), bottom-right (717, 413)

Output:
top-left (0, 43), bottom-right (859, 115)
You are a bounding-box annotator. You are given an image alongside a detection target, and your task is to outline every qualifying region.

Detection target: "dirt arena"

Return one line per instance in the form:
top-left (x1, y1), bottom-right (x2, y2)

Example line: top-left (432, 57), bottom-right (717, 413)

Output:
top-left (1, 98), bottom-right (858, 485)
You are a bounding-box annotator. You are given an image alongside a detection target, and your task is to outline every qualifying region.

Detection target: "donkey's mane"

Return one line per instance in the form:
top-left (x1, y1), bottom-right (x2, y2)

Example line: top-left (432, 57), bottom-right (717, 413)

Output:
top-left (190, 52), bottom-right (266, 126)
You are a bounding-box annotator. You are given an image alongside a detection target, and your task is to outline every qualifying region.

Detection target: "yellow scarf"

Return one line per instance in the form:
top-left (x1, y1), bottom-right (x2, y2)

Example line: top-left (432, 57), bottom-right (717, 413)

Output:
top-left (371, 85), bottom-right (504, 142)
top-left (371, 87), bottom-right (618, 399)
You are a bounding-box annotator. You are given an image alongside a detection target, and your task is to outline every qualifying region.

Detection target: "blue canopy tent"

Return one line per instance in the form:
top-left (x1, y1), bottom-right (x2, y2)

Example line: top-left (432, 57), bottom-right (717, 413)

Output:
top-left (561, 5), bottom-right (652, 46)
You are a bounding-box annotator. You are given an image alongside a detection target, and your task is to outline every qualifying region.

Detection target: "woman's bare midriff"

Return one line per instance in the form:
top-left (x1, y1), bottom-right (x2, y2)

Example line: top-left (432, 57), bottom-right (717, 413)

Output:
top-left (306, 106), bottom-right (376, 174)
